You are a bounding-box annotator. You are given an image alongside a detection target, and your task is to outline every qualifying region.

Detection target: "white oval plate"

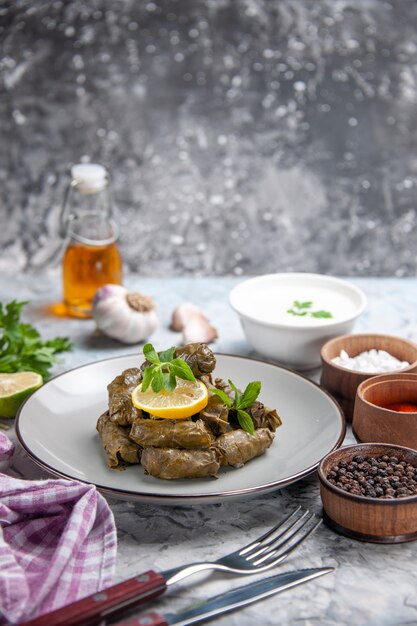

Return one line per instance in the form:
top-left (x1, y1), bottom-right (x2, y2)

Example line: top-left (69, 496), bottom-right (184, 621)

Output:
top-left (16, 354), bottom-right (345, 505)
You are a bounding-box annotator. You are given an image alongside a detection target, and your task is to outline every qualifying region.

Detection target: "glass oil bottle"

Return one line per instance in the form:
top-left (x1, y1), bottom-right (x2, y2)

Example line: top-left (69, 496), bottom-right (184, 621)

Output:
top-left (60, 163), bottom-right (123, 318)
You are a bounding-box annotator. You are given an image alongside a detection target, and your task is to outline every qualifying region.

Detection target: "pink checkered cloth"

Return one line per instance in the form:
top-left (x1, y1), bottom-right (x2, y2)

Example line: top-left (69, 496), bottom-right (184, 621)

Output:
top-left (0, 431), bottom-right (117, 625)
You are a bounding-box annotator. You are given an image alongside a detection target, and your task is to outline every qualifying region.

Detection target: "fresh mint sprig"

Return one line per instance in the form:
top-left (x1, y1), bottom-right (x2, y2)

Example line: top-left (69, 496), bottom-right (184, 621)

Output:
top-left (141, 343), bottom-right (196, 393)
top-left (287, 300), bottom-right (333, 319)
top-left (209, 379), bottom-right (261, 435)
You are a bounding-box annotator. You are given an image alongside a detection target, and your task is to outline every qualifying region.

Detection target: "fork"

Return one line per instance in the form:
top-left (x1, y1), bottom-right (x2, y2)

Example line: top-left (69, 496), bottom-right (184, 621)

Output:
top-left (164, 506), bottom-right (321, 585)
top-left (20, 507), bottom-right (321, 626)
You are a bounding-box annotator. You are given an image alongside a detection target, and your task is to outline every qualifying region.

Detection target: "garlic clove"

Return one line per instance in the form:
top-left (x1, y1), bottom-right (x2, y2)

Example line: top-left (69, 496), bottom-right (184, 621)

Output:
top-left (171, 302), bottom-right (218, 345)
top-left (93, 284), bottom-right (158, 344)
top-left (182, 313), bottom-right (218, 345)
top-left (171, 302), bottom-right (201, 331)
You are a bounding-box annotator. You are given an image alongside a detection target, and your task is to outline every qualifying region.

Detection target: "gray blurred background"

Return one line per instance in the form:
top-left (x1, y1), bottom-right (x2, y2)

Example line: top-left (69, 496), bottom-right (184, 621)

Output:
top-left (1, 0), bottom-right (417, 277)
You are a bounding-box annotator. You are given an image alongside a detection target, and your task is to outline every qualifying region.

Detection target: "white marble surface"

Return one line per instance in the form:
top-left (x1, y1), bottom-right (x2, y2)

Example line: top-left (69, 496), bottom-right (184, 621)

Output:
top-left (2, 273), bottom-right (417, 625)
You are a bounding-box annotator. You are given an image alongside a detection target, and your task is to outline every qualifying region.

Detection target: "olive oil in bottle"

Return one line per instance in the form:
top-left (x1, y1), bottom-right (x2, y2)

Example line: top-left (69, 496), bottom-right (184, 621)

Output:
top-left (60, 164), bottom-right (123, 318)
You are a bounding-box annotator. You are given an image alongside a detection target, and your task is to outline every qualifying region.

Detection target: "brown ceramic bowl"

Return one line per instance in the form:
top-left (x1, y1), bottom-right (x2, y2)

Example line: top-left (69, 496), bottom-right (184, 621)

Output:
top-left (320, 334), bottom-right (417, 422)
top-left (353, 373), bottom-right (417, 448)
top-left (318, 443), bottom-right (417, 543)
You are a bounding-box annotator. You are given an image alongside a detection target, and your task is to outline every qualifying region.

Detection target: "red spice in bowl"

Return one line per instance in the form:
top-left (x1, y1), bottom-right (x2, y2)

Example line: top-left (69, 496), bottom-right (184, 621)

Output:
top-left (384, 402), bottom-right (417, 413)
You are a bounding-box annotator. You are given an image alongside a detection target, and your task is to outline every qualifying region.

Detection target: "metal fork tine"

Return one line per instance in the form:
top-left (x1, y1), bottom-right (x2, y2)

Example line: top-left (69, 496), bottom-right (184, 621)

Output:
top-left (245, 511), bottom-right (314, 561)
top-left (252, 519), bottom-right (322, 566)
top-left (239, 506), bottom-right (303, 556)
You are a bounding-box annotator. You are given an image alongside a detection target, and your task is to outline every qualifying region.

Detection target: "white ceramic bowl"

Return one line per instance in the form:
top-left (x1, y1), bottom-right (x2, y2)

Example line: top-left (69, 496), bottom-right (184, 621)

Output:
top-left (229, 273), bottom-right (367, 370)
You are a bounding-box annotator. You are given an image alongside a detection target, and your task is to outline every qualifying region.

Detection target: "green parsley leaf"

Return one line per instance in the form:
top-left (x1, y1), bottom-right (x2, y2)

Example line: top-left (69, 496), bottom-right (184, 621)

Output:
top-left (0, 300), bottom-right (72, 379)
top-left (294, 300), bottom-right (312, 309)
top-left (287, 300), bottom-right (333, 319)
top-left (311, 310), bottom-right (333, 318)
top-left (287, 309), bottom-right (308, 316)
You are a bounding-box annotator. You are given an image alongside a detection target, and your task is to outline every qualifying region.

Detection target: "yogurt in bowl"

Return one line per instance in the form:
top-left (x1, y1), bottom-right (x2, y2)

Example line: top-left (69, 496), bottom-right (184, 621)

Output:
top-left (229, 273), bottom-right (367, 370)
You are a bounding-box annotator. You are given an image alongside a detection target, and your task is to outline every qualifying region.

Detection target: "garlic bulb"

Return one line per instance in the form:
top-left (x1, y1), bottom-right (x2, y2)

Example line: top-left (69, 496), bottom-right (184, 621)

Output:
top-left (92, 284), bottom-right (158, 344)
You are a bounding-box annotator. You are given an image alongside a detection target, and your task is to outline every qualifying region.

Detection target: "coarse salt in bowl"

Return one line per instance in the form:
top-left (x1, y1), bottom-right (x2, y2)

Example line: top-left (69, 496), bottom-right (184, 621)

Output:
top-left (332, 349), bottom-right (410, 374)
top-left (229, 273), bottom-right (367, 370)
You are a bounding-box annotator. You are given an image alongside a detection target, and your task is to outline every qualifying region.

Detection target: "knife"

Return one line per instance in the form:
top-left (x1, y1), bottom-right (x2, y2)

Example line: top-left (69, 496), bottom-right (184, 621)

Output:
top-left (112, 567), bottom-right (334, 626)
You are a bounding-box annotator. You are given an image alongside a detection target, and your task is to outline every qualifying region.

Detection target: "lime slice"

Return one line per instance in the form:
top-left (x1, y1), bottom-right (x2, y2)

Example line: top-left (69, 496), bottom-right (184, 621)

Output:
top-left (131, 379), bottom-right (209, 419)
top-left (0, 372), bottom-right (43, 418)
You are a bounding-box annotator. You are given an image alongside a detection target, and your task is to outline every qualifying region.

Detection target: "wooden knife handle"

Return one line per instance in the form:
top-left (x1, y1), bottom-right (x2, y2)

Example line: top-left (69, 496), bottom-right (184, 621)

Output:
top-left (19, 570), bottom-right (167, 626)
top-left (113, 611), bottom-right (169, 626)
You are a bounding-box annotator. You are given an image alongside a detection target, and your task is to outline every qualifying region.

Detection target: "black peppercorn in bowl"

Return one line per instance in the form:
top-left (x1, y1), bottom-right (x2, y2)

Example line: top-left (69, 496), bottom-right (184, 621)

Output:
top-left (318, 443), bottom-right (417, 544)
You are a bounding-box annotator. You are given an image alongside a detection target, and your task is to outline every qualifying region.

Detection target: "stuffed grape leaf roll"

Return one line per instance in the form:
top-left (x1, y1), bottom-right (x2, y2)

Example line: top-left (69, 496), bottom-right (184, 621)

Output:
top-left (199, 390), bottom-right (231, 436)
top-left (214, 428), bottom-right (274, 467)
top-left (141, 447), bottom-right (220, 479)
top-left (248, 402), bottom-right (282, 432)
top-left (107, 367), bottom-right (142, 426)
top-left (97, 412), bottom-right (141, 469)
top-left (175, 343), bottom-right (216, 377)
top-left (129, 418), bottom-right (214, 449)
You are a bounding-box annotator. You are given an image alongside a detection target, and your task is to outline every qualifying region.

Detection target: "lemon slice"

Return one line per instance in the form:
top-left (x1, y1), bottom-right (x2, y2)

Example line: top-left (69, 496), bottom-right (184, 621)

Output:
top-left (131, 379), bottom-right (209, 419)
top-left (0, 372), bottom-right (43, 418)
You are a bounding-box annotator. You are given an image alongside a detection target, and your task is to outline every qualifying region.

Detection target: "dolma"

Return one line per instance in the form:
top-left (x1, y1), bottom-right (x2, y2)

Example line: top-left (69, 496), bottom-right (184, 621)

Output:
top-left (140, 343), bottom-right (216, 379)
top-left (129, 418), bottom-right (214, 449)
top-left (214, 428), bottom-right (274, 467)
top-left (199, 391), bottom-right (231, 436)
top-left (141, 447), bottom-right (220, 479)
top-left (248, 402), bottom-right (282, 432)
top-left (174, 343), bottom-right (217, 377)
top-left (97, 412), bottom-right (141, 469)
top-left (107, 367), bottom-right (142, 426)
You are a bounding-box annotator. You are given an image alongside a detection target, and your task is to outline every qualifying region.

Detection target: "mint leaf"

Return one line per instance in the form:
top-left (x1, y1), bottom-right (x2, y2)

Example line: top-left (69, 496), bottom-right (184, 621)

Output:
top-left (151, 367), bottom-right (164, 393)
top-left (159, 346), bottom-right (176, 363)
top-left (224, 379), bottom-right (262, 429)
top-left (239, 381), bottom-right (261, 409)
top-left (141, 364), bottom-right (155, 392)
top-left (209, 387), bottom-right (232, 407)
top-left (163, 371), bottom-right (177, 392)
top-left (228, 379), bottom-right (242, 407)
top-left (237, 409), bottom-right (255, 435)
top-left (171, 359), bottom-right (196, 382)
top-left (140, 346), bottom-right (197, 393)
top-left (143, 343), bottom-right (160, 365)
